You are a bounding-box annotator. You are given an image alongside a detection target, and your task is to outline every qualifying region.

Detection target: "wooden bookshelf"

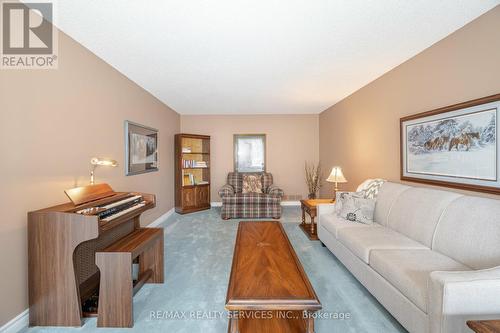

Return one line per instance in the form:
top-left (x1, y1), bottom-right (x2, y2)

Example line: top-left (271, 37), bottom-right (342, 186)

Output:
top-left (174, 134), bottom-right (211, 214)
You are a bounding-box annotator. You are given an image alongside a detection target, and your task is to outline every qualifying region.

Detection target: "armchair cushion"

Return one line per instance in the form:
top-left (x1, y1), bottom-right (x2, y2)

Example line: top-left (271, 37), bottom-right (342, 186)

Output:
top-left (227, 173), bottom-right (243, 193)
top-left (261, 173), bottom-right (273, 192)
top-left (221, 193), bottom-right (282, 219)
top-left (218, 184), bottom-right (235, 198)
top-left (225, 192), bottom-right (281, 204)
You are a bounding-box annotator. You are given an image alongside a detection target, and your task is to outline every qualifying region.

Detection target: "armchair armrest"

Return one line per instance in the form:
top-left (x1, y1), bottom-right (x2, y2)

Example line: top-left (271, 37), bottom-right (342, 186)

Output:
top-left (428, 266), bottom-right (500, 333)
top-left (218, 184), bottom-right (235, 198)
top-left (267, 185), bottom-right (284, 198)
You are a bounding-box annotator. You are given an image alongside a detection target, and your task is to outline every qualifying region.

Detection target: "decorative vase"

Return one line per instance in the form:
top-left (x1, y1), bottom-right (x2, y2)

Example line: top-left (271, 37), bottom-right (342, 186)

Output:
top-left (308, 193), bottom-right (316, 199)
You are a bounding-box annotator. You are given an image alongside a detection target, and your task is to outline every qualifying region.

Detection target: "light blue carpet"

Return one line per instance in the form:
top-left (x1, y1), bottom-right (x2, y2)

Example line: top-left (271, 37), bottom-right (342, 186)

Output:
top-left (24, 207), bottom-right (406, 333)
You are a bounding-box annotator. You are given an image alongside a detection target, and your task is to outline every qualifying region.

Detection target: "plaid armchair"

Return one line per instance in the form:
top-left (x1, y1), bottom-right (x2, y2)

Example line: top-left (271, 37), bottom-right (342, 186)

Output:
top-left (218, 172), bottom-right (284, 219)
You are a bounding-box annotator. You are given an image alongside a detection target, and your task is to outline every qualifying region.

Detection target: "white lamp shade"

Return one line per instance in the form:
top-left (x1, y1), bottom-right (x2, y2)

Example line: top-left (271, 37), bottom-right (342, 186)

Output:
top-left (326, 166), bottom-right (347, 183)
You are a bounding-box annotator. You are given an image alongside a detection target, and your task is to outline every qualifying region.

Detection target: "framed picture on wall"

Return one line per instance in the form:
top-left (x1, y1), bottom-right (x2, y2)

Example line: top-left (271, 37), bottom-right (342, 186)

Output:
top-left (400, 94), bottom-right (500, 194)
top-left (234, 134), bottom-right (266, 173)
top-left (125, 121), bottom-right (159, 176)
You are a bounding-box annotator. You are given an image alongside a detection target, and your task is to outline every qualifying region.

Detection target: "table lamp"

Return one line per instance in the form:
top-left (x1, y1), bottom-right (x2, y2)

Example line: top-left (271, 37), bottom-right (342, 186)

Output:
top-left (326, 166), bottom-right (347, 201)
top-left (90, 157), bottom-right (118, 184)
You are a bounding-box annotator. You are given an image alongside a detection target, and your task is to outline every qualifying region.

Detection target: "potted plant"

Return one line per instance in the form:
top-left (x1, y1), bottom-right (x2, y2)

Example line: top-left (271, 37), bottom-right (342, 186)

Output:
top-left (305, 162), bottom-right (322, 199)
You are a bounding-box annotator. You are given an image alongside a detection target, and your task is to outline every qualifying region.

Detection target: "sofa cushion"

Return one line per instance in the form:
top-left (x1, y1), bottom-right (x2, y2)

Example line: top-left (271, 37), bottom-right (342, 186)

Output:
top-left (433, 196), bottom-right (500, 269)
top-left (370, 249), bottom-right (470, 313)
top-left (337, 226), bottom-right (427, 264)
top-left (373, 182), bottom-right (410, 226)
top-left (321, 213), bottom-right (377, 238)
top-left (387, 187), bottom-right (462, 247)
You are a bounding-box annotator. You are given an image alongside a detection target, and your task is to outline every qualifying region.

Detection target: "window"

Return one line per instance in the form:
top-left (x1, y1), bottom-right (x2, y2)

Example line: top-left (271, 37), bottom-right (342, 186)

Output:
top-left (234, 134), bottom-right (266, 173)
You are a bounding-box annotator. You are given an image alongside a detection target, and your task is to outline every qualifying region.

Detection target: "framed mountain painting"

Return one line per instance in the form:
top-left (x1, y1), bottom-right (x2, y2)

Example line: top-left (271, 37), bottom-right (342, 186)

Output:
top-left (125, 121), bottom-right (159, 176)
top-left (400, 94), bottom-right (500, 194)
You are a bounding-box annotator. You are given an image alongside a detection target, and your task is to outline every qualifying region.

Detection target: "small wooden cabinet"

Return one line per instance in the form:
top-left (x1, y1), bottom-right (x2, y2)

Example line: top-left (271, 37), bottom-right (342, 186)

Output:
top-left (175, 134), bottom-right (211, 214)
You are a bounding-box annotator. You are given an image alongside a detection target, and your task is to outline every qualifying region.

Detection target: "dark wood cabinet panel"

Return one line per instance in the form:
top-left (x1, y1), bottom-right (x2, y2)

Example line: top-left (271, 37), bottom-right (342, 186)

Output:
top-left (195, 185), bottom-right (210, 207)
top-left (175, 134), bottom-right (211, 214)
top-left (182, 187), bottom-right (196, 209)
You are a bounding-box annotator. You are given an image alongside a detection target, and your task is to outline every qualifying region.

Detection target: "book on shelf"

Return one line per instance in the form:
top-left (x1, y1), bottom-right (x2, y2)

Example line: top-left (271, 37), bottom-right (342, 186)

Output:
top-left (182, 173), bottom-right (195, 186)
top-left (181, 147), bottom-right (192, 153)
top-left (182, 159), bottom-right (208, 168)
top-left (194, 161), bottom-right (207, 167)
top-left (197, 181), bottom-right (209, 185)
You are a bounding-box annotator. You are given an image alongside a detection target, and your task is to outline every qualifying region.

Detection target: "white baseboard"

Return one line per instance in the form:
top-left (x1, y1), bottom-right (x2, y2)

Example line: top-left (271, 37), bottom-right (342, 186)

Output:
top-left (281, 201), bottom-right (301, 206)
top-left (0, 309), bottom-right (28, 333)
top-left (147, 207), bottom-right (175, 227)
top-left (0, 208), bottom-right (176, 333)
top-left (211, 201), bottom-right (300, 207)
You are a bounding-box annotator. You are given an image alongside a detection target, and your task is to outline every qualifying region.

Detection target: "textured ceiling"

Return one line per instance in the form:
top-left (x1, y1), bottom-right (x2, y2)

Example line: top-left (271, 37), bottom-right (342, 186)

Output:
top-left (49, 1), bottom-right (499, 114)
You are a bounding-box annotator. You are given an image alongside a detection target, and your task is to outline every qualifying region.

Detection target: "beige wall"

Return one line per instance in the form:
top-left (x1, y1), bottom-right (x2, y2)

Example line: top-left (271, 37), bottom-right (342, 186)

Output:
top-left (0, 32), bottom-right (180, 324)
top-left (180, 115), bottom-right (319, 200)
top-left (319, 6), bottom-right (500, 197)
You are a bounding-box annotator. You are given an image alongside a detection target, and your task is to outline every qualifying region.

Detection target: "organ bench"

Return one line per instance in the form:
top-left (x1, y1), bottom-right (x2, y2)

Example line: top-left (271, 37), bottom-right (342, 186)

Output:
top-left (96, 227), bottom-right (163, 327)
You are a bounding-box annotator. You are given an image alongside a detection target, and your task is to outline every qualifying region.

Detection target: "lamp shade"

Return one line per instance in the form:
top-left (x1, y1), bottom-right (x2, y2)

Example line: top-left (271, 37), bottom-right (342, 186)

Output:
top-left (326, 166), bottom-right (347, 183)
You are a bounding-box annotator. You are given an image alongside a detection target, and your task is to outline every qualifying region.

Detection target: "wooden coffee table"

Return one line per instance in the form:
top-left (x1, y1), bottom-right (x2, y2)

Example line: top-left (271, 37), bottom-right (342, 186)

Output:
top-left (226, 221), bottom-right (321, 333)
top-left (300, 199), bottom-right (333, 240)
top-left (467, 320), bottom-right (500, 333)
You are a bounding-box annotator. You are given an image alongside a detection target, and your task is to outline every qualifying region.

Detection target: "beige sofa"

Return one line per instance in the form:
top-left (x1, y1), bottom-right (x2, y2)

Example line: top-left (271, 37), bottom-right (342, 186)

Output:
top-left (317, 181), bottom-right (500, 333)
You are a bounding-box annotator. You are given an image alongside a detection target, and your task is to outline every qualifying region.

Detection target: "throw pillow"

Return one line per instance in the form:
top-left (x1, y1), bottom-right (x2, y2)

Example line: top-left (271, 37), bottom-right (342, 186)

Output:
top-left (335, 191), bottom-right (364, 216)
top-left (361, 179), bottom-right (386, 199)
top-left (242, 174), bottom-right (263, 194)
top-left (338, 195), bottom-right (376, 224)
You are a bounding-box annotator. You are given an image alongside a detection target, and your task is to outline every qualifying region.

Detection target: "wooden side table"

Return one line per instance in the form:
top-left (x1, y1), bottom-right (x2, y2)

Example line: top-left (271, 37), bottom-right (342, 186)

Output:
top-left (467, 320), bottom-right (500, 333)
top-left (299, 199), bottom-right (333, 240)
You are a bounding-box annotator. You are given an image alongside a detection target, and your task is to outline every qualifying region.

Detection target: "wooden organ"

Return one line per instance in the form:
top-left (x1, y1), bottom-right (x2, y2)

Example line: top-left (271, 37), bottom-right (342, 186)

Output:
top-left (28, 183), bottom-right (163, 327)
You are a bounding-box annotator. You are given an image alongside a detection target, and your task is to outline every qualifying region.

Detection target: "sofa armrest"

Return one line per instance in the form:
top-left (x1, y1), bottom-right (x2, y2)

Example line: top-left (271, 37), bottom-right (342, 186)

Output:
top-left (218, 184), bottom-right (235, 198)
top-left (317, 203), bottom-right (336, 216)
top-left (267, 185), bottom-right (284, 198)
top-left (428, 266), bottom-right (500, 333)
top-left (317, 202), bottom-right (336, 231)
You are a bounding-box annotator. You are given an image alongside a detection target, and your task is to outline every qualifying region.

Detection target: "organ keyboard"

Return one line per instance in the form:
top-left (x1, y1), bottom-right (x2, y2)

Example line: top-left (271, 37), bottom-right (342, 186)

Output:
top-left (28, 183), bottom-right (157, 327)
top-left (75, 194), bottom-right (145, 221)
